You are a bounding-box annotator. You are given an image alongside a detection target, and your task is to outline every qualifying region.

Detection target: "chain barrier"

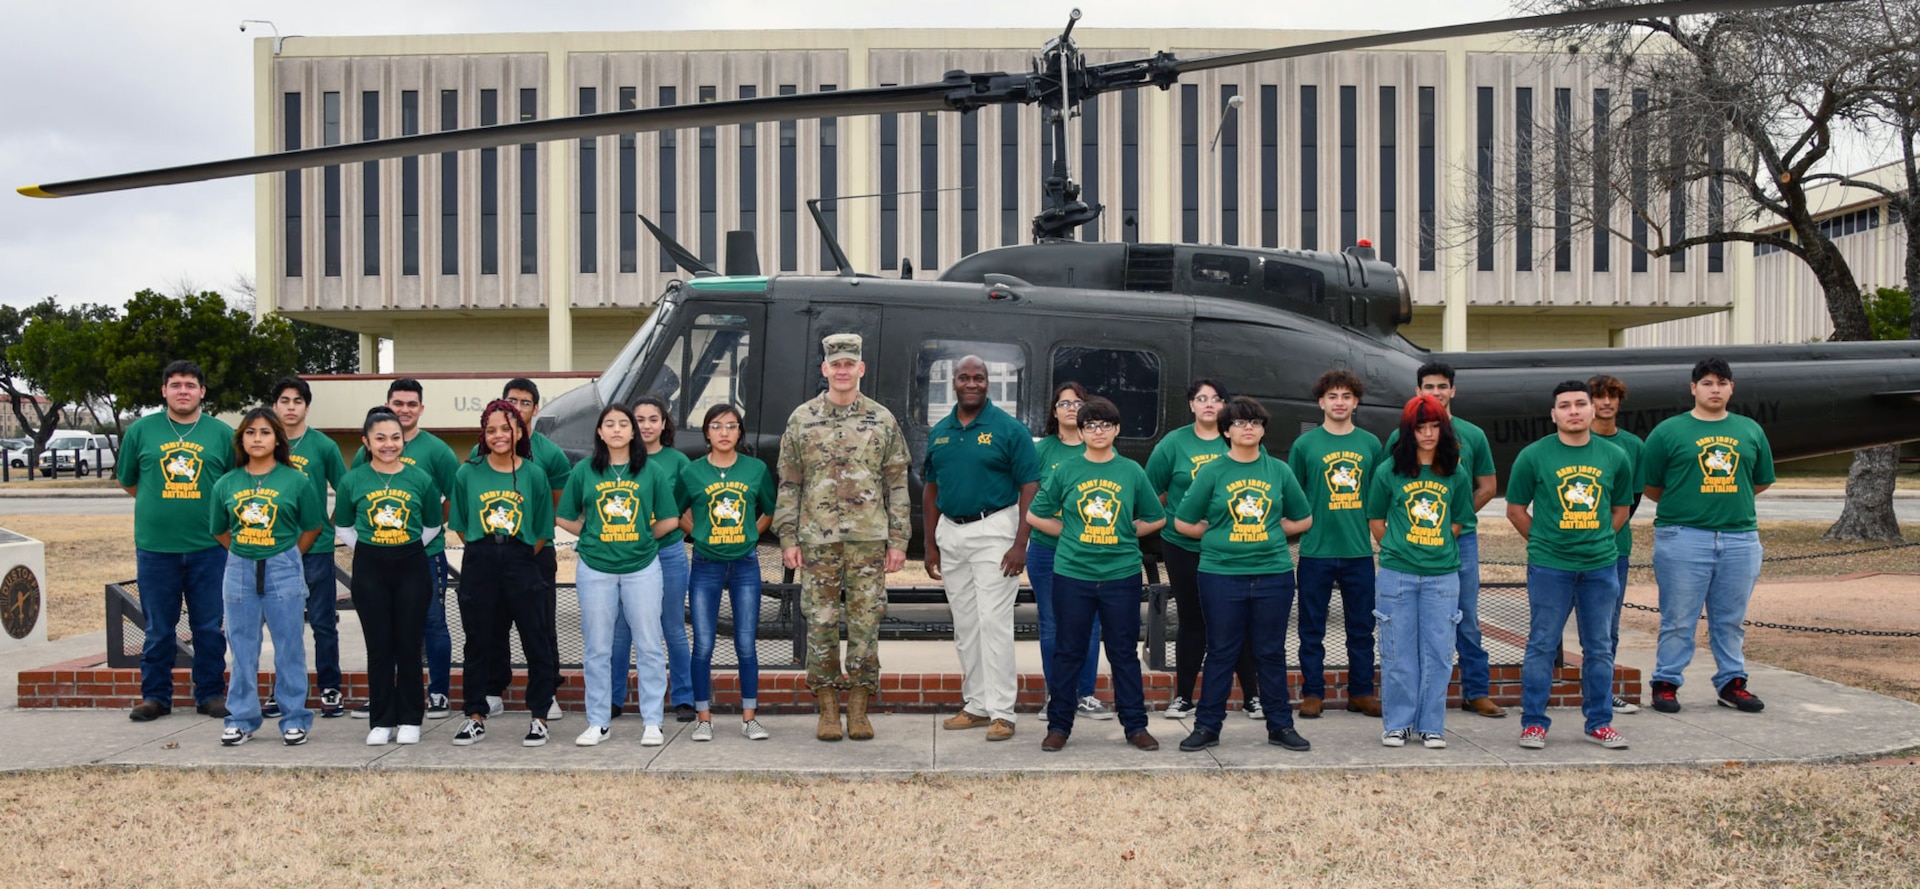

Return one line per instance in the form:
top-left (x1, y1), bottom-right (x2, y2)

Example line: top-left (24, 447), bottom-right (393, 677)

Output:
top-left (1482, 540), bottom-right (1920, 569)
top-left (1618, 599), bottom-right (1920, 638)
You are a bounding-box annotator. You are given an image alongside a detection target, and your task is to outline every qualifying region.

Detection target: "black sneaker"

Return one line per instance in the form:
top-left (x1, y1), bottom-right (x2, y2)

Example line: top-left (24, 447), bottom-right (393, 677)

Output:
top-left (1651, 681), bottom-right (1681, 713)
top-left (1164, 696), bottom-right (1195, 720)
top-left (220, 727), bottom-right (253, 746)
top-left (351, 702), bottom-right (372, 720)
top-left (523, 718), bottom-right (550, 747)
top-left (1268, 727), bottom-right (1311, 752)
top-left (451, 717), bottom-right (486, 746)
top-left (425, 693), bottom-right (452, 720)
top-left (674, 703), bottom-right (697, 723)
top-left (1716, 677), bottom-right (1765, 713)
top-left (1177, 728), bottom-right (1220, 752)
top-left (261, 697), bottom-right (282, 718)
top-left (610, 704), bottom-right (624, 721)
top-left (196, 697), bottom-right (230, 718)
top-left (319, 688), bottom-right (345, 718)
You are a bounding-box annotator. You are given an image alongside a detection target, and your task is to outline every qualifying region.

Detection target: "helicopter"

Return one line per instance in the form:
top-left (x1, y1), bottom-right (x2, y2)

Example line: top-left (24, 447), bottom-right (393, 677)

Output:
top-left (18, 0), bottom-right (1919, 556)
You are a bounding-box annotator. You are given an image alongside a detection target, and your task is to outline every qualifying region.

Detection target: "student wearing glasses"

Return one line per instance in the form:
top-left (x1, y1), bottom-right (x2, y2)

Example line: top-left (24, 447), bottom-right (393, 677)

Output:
top-left (680, 404), bottom-right (778, 742)
top-left (1028, 382), bottom-right (1111, 721)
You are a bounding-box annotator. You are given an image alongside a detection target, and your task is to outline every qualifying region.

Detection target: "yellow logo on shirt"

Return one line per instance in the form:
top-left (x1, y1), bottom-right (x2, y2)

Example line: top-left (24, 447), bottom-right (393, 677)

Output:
top-left (1553, 465), bottom-right (1606, 531)
top-left (1225, 479), bottom-right (1272, 543)
top-left (159, 442), bottom-right (206, 499)
top-left (232, 494), bottom-right (281, 548)
top-left (1400, 480), bottom-right (1450, 548)
top-left (594, 483), bottom-right (642, 543)
top-left (477, 491), bottom-right (524, 537)
top-left (976, 431), bottom-right (994, 446)
top-left (1321, 451), bottom-right (1366, 511)
top-left (366, 493), bottom-right (414, 545)
top-left (704, 479), bottom-right (753, 547)
top-left (1694, 437), bottom-right (1741, 494)
top-left (1074, 478), bottom-right (1124, 545)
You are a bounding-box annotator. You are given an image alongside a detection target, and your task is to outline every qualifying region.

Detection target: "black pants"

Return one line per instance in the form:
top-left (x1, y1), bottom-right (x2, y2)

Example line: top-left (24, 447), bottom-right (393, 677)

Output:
top-left (459, 539), bottom-right (558, 719)
top-left (487, 544), bottom-right (559, 699)
top-left (351, 542), bottom-right (431, 728)
top-left (1166, 543), bottom-right (1259, 702)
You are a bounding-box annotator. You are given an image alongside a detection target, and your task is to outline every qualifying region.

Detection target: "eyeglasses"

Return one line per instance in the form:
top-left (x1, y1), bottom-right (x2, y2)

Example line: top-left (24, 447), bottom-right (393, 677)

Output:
top-left (1055, 399), bottom-right (1085, 409)
top-left (1229, 419), bottom-right (1266, 429)
top-left (505, 398), bottom-right (536, 409)
top-left (1191, 395), bottom-right (1225, 404)
top-left (1082, 421), bottom-right (1116, 433)
top-left (707, 422), bottom-right (740, 432)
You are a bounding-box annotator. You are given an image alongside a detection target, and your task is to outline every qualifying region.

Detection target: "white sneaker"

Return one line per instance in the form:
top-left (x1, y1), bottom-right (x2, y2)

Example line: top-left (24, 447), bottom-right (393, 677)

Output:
top-left (691, 721), bottom-right (714, 742)
top-left (547, 698), bottom-right (564, 720)
top-left (1164, 696), bottom-right (1195, 720)
top-left (396, 724), bottom-right (421, 745)
top-left (365, 727), bottom-right (393, 746)
top-left (1381, 728), bottom-right (1409, 748)
top-left (1611, 694), bottom-right (1641, 714)
top-left (1244, 697), bottom-right (1264, 720)
top-left (424, 693), bottom-right (451, 719)
top-left (641, 725), bottom-right (665, 747)
top-left (576, 725), bottom-right (609, 746)
top-left (1421, 732), bottom-right (1448, 749)
top-left (741, 718), bottom-right (769, 740)
top-left (486, 695), bottom-right (504, 717)
top-left (1077, 696), bottom-right (1116, 721)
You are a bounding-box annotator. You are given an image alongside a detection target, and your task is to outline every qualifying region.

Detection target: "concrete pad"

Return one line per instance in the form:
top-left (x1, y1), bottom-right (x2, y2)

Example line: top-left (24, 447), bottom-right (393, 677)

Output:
top-left (1198, 710), bottom-right (1508, 771)
top-left (0, 710), bottom-right (198, 771)
top-left (649, 714), bottom-right (934, 775)
top-left (101, 712), bottom-right (401, 770)
top-left (367, 714), bottom-right (674, 772)
top-left (930, 715), bottom-right (1217, 773)
top-left (1652, 666), bottom-right (1920, 761)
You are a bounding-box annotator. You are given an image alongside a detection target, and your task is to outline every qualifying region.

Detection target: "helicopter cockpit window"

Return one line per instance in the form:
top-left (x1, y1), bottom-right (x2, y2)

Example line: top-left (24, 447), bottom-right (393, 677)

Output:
top-left (646, 312), bottom-right (751, 430)
top-left (1051, 346), bottom-right (1160, 439)
top-left (918, 340), bottom-right (1026, 428)
top-left (1191, 253), bottom-right (1251, 287)
top-left (599, 293), bottom-right (679, 405)
top-left (1263, 261), bottom-right (1326, 304)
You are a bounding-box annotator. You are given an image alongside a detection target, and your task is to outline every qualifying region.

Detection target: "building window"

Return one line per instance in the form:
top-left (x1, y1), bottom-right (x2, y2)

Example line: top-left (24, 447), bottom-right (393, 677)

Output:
top-left (999, 104), bottom-right (1020, 246)
top-left (284, 92), bottom-right (301, 278)
top-left (881, 91), bottom-right (899, 270)
top-left (1475, 86), bottom-right (1494, 272)
top-left (961, 108), bottom-right (979, 255)
top-left (519, 88), bottom-right (537, 275)
top-left (658, 86), bottom-right (678, 271)
top-left (1553, 88), bottom-right (1571, 272)
top-left (1515, 87), bottom-right (1532, 272)
top-left (441, 89), bottom-right (459, 276)
top-left (820, 85), bottom-right (839, 270)
top-left (698, 85), bottom-right (718, 266)
top-left (579, 88), bottom-right (597, 274)
top-left (738, 85), bottom-right (757, 253)
top-left (779, 85), bottom-right (798, 272)
top-left (1418, 86), bottom-right (1435, 271)
top-left (1220, 85), bottom-right (1240, 246)
top-left (1261, 85), bottom-right (1278, 249)
top-left (1669, 107), bottom-right (1686, 274)
top-left (920, 111), bottom-right (939, 269)
top-left (619, 87), bottom-right (638, 274)
top-left (1708, 138), bottom-right (1725, 272)
top-left (1051, 346), bottom-right (1160, 438)
top-left (401, 90), bottom-right (419, 276)
top-left (1301, 85), bottom-right (1320, 252)
top-left (919, 340), bottom-right (1025, 427)
top-left (362, 91), bottom-right (380, 276)
top-left (1630, 88), bottom-right (1648, 273)
top-left (1181, 84), bottom-right (1200, 243)
top-left (1339, 85), bottom-right (1356, 249)
top-left (1593, 88), bottom-right (1611, 272)
top-left (323, 90), bottom-right (341, 277)
top-left (1379, 86), bottom-right (1397, 266)
top-left (1080, 96), bottom-right (1099, 243)
top-left (1122, 90), bottom-right (1141, 244)
top-left (480, 89), bottom-right (499, 275)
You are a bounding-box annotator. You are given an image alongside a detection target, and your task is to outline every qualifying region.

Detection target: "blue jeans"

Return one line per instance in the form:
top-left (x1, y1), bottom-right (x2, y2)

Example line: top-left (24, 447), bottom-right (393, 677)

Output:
top-left (1453, 531), bottom-right (1490, 700)
top-left (222, 549), bottom-right (313, 733)
top-left (612, 541), bottom-right (692, 710)
top-left (1652, 526), bottom-right (1762, 690)
top-left (1195, 571), bottom-right (1298, 734)
top-left (1608, 553), bottom-right (1630, 664)
top-left (1045, 574), bottom-right (1148, 737)
top-left (1295, 556), bottom-right (1378, 698)
top-left (1521, 564), bottom-right (1619, 734)
top-left (577, 560), bottom-right (665, 728)
top-left (1027, 541), bottom-right (1100, 699)
top-left (1376, 567), bottom-right (1460, 736)
top-left (424, 552), bottom-right (451, 697)
top-left (135, 546), bottom-right (227, 706)
top-left (302, 550), bottom-right (341, 691)
top-left (689, 552), bottom-right (763, 711)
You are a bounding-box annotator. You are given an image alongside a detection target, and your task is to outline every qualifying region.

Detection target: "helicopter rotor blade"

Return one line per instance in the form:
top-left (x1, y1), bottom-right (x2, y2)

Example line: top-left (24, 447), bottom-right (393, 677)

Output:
top-left (637, 213), bottom-right (715, 277)
top-left (19, 82), bottom-right (966, 199)
top-left (1167, 0), bottom-right (1853, 76)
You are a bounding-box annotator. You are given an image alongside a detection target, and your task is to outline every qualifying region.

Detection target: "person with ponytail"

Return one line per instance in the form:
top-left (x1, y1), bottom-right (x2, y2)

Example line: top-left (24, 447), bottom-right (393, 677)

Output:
top-left (1365, 395), bottom-right (1474, 751)
top-left (608, 395), bottom-right (696, 723)
top-left (680, 403), bottom-right (778, 741)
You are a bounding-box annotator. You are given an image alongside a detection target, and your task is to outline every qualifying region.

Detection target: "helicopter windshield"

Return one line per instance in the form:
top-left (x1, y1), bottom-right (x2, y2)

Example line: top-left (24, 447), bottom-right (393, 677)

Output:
top-left (596, 287), bottom-right (682, 405)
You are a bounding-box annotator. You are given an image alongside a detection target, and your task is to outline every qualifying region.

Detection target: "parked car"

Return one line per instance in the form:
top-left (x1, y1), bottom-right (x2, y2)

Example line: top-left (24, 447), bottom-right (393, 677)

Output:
top-left (2, 437), bottom-right (31, 469)
top-left (36, 431), bottom-right (118, 476)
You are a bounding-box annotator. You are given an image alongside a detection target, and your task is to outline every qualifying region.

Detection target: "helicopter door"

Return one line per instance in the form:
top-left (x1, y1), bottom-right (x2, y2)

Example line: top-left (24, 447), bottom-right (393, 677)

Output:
top-left (640, 303), bottom-right (765, 449)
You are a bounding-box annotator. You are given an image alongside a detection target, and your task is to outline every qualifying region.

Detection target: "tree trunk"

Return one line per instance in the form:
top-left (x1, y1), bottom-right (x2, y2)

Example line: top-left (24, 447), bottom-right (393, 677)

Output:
top-left (1825, 445), bottom-right (1904, 542)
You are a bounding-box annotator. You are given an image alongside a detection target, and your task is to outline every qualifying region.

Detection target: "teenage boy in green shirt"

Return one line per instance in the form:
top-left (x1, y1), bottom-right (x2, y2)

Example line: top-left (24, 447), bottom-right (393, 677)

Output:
top-left (270, 376), bottom-right (350, 718)
top-left (1588, 373), bottom-right (1646, 715)
top-left (1288, 369), bottom-right (1385, 719)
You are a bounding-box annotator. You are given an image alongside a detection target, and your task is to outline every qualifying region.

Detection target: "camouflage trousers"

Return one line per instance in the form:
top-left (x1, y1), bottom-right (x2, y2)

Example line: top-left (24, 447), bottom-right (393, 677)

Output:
top-left (801, 541), bottom-right (887, 693)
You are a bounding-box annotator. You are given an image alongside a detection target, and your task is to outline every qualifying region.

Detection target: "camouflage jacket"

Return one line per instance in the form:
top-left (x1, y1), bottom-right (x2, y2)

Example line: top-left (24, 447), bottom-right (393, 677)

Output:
top-left (773, 392), bottom-right (912, 550)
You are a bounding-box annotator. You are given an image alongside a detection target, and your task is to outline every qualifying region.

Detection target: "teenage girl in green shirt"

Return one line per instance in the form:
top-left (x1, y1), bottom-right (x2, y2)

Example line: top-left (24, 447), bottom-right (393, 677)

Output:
top-left (680, 403), bottom-right (778, 741)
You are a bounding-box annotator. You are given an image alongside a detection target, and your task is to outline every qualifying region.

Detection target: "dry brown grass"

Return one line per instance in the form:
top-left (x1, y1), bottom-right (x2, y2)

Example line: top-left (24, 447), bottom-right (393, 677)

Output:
top-left (0, 765), bottom-right (1915, 887)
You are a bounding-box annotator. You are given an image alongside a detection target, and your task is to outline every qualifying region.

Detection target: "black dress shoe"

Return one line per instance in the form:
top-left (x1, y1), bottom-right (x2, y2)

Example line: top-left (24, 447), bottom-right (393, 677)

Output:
top-left (1178, 728), bottom-right (1220, 752)
top-left (1041, 730), bottom-right (1069, 752)
top-left (1269, 726), bottom-right (1311, 751)
top-left (128, 700), bottom-right (171, 722)
top-left (196, 697), bottom-right (230, 718)
top-left (1126, 729), bottom-right (1161, 751)
top-left (674, 703), bottom-right (697, 723)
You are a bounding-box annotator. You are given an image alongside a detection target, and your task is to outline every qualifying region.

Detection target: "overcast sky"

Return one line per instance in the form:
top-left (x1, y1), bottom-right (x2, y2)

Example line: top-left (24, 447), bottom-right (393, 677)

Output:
top-left (6, 0), bottom-right (1651, 314)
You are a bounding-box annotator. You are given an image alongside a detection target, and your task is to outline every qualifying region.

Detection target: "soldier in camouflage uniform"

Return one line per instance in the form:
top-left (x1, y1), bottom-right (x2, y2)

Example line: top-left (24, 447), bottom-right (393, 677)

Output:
top-left (774, 333), bottom-right (912, 742)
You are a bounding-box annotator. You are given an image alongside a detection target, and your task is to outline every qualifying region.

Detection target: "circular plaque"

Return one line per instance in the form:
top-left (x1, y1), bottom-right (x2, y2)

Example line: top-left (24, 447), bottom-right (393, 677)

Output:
top-left (1, 565), bottom-right (41, 640)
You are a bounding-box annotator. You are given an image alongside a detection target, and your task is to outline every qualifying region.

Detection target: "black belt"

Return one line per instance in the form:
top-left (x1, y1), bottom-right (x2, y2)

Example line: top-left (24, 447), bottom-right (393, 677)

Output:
top-left (946, 504), bottom-right (1013, 526)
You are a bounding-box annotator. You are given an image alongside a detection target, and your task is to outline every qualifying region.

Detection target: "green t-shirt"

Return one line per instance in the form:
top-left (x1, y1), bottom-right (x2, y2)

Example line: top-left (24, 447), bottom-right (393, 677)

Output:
top-left (208, 463), bottom-right (325, 560)
top-left (1593, 428), bottom-right (1646, 559)
top-left (449, 459), bottom-right (556, 548)
top-left (1365, 463), bottom-right (1474, 576)
top-left (467, 431), bottom-right (575, 493)
top-left (559, 458), bottom-right (676, 574)
top-left (1385, 414), bottom-right (1494, 532)
top-left (1287, 425), bottom-right (1384, 560)
top-left (1505, 435), bottom-right (1635, 572)
top-left (334, 462), bottom-right (443, 548)
top-left (354, 429), bottom-right (461, 555)
top-left (681, 455), bottom-right (778, 562)
top-left (1176, 453), bottom-right (1312, 576)
top-left (644, 446), bottom-right (692, 546)
top-left (116, 411), bottom-right (237, 553)
top-left (1641, 412), bottom-right (1776, 532)
top-left (287, 429), bottom-right (347, 551)
top-left (1029, 454), bottom-right (1165, 582)
top-left (1029, 436), bottom-right (1087, 549)
top-left (1145, 424), bottom-right (1231, 552)
top-left (922, 400), bottom-right (1041, 518)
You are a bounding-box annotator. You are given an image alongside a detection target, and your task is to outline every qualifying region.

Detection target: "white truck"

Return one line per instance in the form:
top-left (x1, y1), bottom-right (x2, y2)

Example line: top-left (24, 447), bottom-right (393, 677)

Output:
top-left (35, 430), bottom-right (119, 477)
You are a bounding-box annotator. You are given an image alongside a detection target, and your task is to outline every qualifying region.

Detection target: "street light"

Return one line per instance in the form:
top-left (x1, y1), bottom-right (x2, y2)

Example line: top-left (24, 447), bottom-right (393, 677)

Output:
top-left (1209, 94), bottom-right (1245, 152)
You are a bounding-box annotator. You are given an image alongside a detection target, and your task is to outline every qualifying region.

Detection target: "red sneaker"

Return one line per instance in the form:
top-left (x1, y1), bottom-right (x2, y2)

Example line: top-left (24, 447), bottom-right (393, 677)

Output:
top-left (1586, 725), bottom-right (1628, 749)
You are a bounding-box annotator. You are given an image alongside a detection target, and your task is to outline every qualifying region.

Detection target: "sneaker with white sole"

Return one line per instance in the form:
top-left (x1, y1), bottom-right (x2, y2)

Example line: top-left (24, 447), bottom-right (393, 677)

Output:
top-left (1381, 728), bottom-right (1409, 748)
top-left (351, 703), bottom-right (371, 719)
top-left (741, 719), bottom-right (769, 740)
top-left (261, 697), bottom-right (282, 718)
top-left (425, 694), bottom-right (451, 719)
top-left (1611, 694), bottom-right (1640, 714)
top-left (547, 698), bottom-right (564, 720)
top-left (365, 726), bottom-right (393, 746)
top-left (451, 718), bottom-right (486, 746)
top-left (1164, 696), bottom-right (1195, 720)
top-left (1077, 696), bottom-right (1115, 721)
top-left (396, 724), bottom-right (421, 745)
top-left (1586, 725), bottom-right (1629, 749)
top-left (1244, 697), bottom-right (1264, 720)
top-left (576, 725), bottom-right (610, 746)
top-left (641, 725), bottom-right (664, 747)
top-left (281, 727), bottom-right (308, 746)
top-left (319, 688), bottom-right (345, 718)
top-left (220, 727), bottom-right (252, 746)
top-left (1519, 726), bottom-right (1548, 749)
top-left (486, 695), bottom-right (504, 717)
top-left (523, 719), bottom-right (549, 747)
top-left (1421, 732), bottom-right (1447, 749)
top-left (691, 721), bottom-right (714, 742)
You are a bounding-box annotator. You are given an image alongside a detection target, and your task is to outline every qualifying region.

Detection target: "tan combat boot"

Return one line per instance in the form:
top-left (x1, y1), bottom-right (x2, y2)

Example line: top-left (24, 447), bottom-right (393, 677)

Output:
top-left (814, 689), bottom-right (843, 742)
top-left (846, 687), bottom-right (875, 741)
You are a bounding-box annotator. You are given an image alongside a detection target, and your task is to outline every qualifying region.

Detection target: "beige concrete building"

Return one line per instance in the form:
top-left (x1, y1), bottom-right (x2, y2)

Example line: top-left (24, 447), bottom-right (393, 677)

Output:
top-left (256, 27), bottom-right (1762, 375)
